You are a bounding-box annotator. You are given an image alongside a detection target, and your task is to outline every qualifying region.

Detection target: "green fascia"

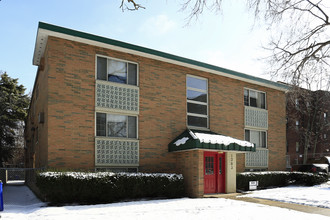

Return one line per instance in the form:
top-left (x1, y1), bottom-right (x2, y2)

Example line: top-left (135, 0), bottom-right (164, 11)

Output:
top-left (38, 22), bottom-right (289, 91)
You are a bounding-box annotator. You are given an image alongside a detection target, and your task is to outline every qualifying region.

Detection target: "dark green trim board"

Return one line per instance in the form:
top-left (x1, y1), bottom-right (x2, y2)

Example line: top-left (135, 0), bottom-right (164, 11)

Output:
top-left (168, 129), bottom-right (256, 153)
top-left (36, 22), bottom-right (288, 91)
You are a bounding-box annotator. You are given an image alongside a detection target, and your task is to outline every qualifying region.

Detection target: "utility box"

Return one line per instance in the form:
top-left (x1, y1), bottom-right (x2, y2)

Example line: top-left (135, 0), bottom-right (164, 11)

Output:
top-left (249, 181), bottom-right (258, 190)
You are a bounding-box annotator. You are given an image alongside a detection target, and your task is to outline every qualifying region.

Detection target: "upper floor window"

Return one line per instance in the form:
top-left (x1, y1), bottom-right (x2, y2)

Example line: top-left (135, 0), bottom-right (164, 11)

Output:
top-left (97, 56), bottom-right (138, 86)
top-left (244, 88), bottom-right (266, 109)
top-left (187, 75), bottom-right (208, 129)
top-left (245, 129), bottom-right (267, 148)
top-left (96, 113), bottom-right (137, 139)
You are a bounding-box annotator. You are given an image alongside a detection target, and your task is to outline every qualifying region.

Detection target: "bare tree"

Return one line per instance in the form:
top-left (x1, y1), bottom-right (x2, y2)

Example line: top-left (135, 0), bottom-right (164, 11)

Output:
top-left (121, 0), bottom-right (330, 90)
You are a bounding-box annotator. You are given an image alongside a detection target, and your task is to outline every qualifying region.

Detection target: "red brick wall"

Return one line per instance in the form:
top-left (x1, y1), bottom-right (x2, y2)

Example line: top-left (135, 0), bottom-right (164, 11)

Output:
top-left (28, 36), bottom-right (286, 174)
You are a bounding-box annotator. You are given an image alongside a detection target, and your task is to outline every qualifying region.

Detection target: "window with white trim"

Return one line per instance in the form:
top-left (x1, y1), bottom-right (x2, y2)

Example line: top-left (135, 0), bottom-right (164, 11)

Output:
top-left (245, 129), bottom-right (267, 148)
top-left (186, 75), bottom-right (208, 128)
top-left (244, 88), bottom-right (266, 109)
top-left (97, 56), bottom-right (138, 86)
top-left (96, 113), bottom-right (137, 138)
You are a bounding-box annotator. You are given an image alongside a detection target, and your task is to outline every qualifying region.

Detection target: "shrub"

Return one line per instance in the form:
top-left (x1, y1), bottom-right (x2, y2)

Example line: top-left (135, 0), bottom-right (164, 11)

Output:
top-left (36, 172), bottom-right (185, 205)
top-left (237, 171), bottom-right (328, 191)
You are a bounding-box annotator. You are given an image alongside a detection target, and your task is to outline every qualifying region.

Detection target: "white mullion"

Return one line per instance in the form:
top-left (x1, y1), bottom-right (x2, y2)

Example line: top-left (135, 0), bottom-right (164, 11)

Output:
top-left (187, 87), bottom-right (207, 93)
top-left (125, 115), bottom-right (128, 138)
top-left (187, 112), bottom-right (208, 118)
top-left (187, 100), bottom-right (208, 105)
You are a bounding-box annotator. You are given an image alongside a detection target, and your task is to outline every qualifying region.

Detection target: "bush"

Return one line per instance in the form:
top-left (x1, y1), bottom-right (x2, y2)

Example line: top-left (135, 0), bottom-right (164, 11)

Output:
top-left (36, 172), bottom-right (185, 205)
top-left (237, 171), bottom-right (328, 191)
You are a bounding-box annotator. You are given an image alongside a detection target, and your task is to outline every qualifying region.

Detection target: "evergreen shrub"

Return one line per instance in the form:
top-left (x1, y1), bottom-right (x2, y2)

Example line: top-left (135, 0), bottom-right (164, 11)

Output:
top-left (237, 171), bottom-right (328, 191)
top-left (36, 172), bottom-right (185, 205)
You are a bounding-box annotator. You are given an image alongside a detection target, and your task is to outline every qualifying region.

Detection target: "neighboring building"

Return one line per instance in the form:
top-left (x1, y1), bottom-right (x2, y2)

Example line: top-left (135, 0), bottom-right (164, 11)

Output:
top-left (25, 22), bottom-right (288, 197)
top-left (286, 88), bottom-right (330, 167)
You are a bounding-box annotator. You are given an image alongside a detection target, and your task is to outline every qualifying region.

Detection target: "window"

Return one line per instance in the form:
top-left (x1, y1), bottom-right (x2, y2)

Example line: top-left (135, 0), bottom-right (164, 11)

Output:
top-left (295, 142), bottom-right (299, 152)
top-left (187, 75), bottom-right (208, 128)
top-left (96, 113), bottom-right (137, 138)
top-left (205, 156), bottom-right (214, 175)
top-left (324, 112), bottom-right (327, 120)
top-left (97, 56), bottom-right (138, 86)
top-left (244, 88), bottom-right (266, 109)
top-left (295, 120), bottom-right (299, 130)
top-left (245, 129), bottom-right (267, 148)
top-left (324, 134), bottom-right (327, 139)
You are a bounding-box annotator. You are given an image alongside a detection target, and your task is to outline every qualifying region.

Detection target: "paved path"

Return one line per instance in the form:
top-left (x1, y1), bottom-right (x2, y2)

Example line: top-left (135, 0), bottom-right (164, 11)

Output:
top-left (205, 193), bottom-right (330, 217)
top-left (2, 181), bottom-right (45, 211)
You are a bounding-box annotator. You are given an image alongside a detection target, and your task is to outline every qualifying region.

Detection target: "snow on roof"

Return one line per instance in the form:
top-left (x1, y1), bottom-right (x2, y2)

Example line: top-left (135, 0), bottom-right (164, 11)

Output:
top-left (174, 137), bottom-right (190, 146)
top-left (174, 130), bottom-right (254, 148)
top-left (193, 132), bottom-right (254, 147)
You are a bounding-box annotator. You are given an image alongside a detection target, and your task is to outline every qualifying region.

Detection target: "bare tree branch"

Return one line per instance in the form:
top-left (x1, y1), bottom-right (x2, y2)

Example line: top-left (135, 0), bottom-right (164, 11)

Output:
top-left (120, 0), bottom-right (145, 11)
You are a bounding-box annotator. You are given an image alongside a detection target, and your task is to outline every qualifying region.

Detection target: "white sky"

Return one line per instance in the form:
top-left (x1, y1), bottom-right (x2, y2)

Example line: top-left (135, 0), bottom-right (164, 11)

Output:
top-left (0, 0), bottom-right (273, 92)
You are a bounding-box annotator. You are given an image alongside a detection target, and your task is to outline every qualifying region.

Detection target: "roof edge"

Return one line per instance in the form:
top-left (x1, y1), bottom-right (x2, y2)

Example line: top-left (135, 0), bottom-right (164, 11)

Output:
top-left (34, 22), bottom-right (289, 91)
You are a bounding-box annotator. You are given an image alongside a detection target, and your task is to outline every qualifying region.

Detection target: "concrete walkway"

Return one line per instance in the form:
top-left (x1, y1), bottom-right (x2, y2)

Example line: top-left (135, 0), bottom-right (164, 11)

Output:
top-left (205, 193), bottom-right (330, 217)
top-left (2, 181), bottom-right (45, 212)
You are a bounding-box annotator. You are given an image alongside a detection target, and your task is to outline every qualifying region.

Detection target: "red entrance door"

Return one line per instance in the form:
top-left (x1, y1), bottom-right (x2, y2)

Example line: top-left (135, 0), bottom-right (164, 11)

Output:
top-left (204, 152), bottom-right (226, 194)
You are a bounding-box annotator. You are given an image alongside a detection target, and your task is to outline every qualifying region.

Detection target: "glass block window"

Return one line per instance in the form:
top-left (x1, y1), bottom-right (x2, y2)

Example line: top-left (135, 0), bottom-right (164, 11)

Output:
top-left (245, 129), bottom-right (267, 148)
top-left (97, 56), bottom-right (138, 86)
top-left (187, 75), bottom-right (208, 128)
top-left (244, 88), bottom-right (266, 109)
top-left (96, 113), bottom-right (137, 138)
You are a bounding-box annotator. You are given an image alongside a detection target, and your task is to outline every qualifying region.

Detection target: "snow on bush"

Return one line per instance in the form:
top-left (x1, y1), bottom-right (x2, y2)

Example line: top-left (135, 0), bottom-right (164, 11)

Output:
top-left (36, 171), bottom-right (185, 205)
top-left (237, 171), bottom-right (328, 191)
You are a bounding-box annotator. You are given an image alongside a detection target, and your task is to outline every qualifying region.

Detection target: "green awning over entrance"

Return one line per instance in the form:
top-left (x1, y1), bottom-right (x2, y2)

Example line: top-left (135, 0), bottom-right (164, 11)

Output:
top-left (168, 129), bottom-right (256, 153)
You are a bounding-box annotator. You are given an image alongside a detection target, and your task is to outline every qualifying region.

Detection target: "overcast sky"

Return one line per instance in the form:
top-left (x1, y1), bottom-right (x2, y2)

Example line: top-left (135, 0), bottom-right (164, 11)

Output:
top-left (0, 0), bottom-right (272, 92)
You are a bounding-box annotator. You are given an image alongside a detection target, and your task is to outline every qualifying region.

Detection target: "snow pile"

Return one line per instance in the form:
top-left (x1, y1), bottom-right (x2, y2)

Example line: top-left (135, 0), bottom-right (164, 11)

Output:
top-left (241, 181), bottom-right (330, 209)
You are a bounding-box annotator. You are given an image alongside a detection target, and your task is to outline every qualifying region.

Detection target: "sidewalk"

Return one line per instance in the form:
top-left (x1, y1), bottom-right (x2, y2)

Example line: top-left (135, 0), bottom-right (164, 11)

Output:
top-left (2, 181), bottom-right (45, 212)
top-left (205, 193), bottom-right (330, 217)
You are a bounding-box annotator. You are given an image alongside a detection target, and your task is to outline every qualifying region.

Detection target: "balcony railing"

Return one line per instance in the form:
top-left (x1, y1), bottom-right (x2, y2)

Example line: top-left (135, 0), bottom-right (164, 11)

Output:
top-left (95, 137), bottom-right (139, 167)
top-left (245, 148), bottom-right (268, 168)
top-left (245, 106), bottom-right (268, 129)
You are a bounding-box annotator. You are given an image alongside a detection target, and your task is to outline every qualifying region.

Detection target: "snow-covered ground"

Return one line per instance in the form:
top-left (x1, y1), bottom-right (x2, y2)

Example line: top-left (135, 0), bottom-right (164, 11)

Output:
top-left (241, 180), bottom-right (330, 209)
top-left (0, 181), bottom-right (329, 220)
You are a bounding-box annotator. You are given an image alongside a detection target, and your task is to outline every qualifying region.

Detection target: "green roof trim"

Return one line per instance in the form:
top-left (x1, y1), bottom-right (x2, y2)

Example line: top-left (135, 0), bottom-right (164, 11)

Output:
top-left (168, 129), bottom-right (256, 153)
top-left (37, 22), bottom-right (289, 91)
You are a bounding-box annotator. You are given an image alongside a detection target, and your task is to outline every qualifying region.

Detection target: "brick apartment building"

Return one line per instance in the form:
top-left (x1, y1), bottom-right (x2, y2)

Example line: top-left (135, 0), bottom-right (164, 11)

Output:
top-left (286, 88), bottom-right (330, 167)
top-left (25, 22), bottom-right (288, 197)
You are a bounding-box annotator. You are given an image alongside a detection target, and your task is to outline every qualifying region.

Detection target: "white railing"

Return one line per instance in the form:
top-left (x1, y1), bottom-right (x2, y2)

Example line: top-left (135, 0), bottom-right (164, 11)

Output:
top-left (245, 106), bottom-right (268, 129)
top-left (245, 148), bottom-right (269, 168)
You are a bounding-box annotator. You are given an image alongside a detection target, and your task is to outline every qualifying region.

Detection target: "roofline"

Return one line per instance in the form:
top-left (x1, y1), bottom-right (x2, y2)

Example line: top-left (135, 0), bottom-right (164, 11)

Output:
top-left (33, 22), bottom-right (289, 91)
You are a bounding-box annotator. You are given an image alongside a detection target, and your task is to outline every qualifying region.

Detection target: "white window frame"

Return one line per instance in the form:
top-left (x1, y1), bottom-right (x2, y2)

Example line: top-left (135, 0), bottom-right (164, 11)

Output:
top-left (186, 75), bottom-right (209, 129)
top-left (95, 112), bottom-right (138, 139)
top-left (96, 55), bottom-right (139, 86)
top-left (244, 129), bottom-right (267, 148)
top-left (244, 88), bottom-right (267, 109)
